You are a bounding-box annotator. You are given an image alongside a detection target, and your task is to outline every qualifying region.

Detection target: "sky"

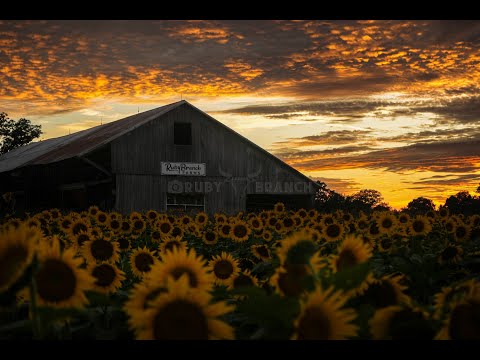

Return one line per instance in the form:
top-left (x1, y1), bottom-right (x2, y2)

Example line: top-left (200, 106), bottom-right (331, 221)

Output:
top-left (1, 20), bottom-right (480, 209)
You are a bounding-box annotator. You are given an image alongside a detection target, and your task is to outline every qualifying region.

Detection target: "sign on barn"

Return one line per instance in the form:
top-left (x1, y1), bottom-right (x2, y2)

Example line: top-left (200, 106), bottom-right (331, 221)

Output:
top-left (161, 162), bottom-right (206, 176)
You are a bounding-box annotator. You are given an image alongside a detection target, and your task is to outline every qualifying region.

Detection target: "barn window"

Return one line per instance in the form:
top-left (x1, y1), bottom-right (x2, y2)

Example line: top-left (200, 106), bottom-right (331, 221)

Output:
top-left (166, 193), bottom-right (204, 215)
top-left (174, 123), bottom-right (192, 145)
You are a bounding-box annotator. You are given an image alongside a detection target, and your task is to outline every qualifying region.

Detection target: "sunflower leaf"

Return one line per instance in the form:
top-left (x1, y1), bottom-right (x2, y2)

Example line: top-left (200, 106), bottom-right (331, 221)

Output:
top-left (326, 261), bottom-right (371, 292)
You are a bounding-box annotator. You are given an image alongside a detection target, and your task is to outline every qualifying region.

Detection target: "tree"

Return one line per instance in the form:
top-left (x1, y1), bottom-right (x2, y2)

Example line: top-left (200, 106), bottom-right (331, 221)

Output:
top-left (405, 197), bottom-right (435, 215)
top-left (314, 181), bottom-right (347, 213)
top-left (444, 191), bottom-right (480, 216)
top-left (0, 112), bottom-right (42, 155)
top-left (348, 189), bottom-right (385, 208)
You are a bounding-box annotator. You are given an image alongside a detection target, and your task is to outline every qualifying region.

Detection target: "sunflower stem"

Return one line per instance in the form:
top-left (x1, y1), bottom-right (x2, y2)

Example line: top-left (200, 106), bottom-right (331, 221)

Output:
top-left (29, 278), bottom-right (42, 339)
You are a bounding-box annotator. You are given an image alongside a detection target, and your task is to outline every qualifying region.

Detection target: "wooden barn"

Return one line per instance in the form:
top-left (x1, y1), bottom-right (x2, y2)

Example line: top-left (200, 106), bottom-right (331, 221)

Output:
top-left (0, 101), bottom-right (319, 215)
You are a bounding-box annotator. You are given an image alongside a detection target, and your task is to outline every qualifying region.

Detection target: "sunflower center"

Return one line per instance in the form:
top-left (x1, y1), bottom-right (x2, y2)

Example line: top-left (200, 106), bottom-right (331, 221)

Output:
top-left (441, 246), bottom-right (458, 261)
top-left (278, 265), bottom-right (308, 297)
top-left (381, 218), bottom-right (393, 229)
top-left (389, 309), bottom-right (434, 339)
top-left (358, 221), bottom-right (368, 230)
top-left (213, 260), bottom-right (234, 280)
top-left (399, 216), bottom-right (408, 224)
top-left (296, 305), bottom-right (331, 340)
top-left (134, 253), bottom-right (154, 272)
top-left (198, 215), bottom-right (205, 223)
top-left (134, 220), bottom-right (144, 230)
top-left (233, 274), bottom-right (254, 288)
top-left (445, 222), bottom-right (454, 232)
top-left (369, 223), bottom-right (380, 236)
top-left (111, 220), bottom-right (120, 229)
top-left (336, 249), bottom-right (358, 271)
top-left (72, 222), bottom-right (88, 236)
top-left (172, 227), bottom-right (182, 237)
top-left (283, 218), bottom-right (294, 228)
top-left (233, 225), bottom-right (248, 238)
top-left (160, 223), bottom-right (171, 234)
top-left (152, 300), bottom-right (208, 340)
top-left (363, 281), bottom-right (398, 308)
top-left (456, 226), bottom-right (467, 238)
top-left (117, 237), bottom-right (130, 250)
top-left (77, 234), bottom-right (90, 247)
top-left (412, 220), bottom-right (425, 233)
top-left (61, 220), bottom-right (71, 229)
top-left (36, 259), bottom-right (76, 303)
top-left (381, 238), bottom-right (393, 250)
top-left (449, 302), bottom-right (480, 340)
top-left (326, 224), bottom-right (341, 238)
top-left (252, 220), bottom-right (260, 228)
top-left (256, 246), bottom-right (270, 258)
top-left (121, 222), bottom-right (131, 231)
top-left (98, 214), bottom-right (107, 223)
top-left (268, 218), bottom-right (277, 226)
top-left (164, 241), bottom-right (181, 252)
top-left (92, 264), bottom-right (116, 287)
top-left (0, 244), bottom-right (29, 290)
top-left (205, 232), bottom-right (216, 242)
top-left (91, 239), bottom-right (114, 261)
top-left (171, 267), bottom-right (198, 287)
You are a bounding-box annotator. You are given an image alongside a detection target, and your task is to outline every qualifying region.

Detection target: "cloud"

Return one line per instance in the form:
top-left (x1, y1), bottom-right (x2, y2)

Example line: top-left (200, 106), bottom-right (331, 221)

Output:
top-left (273, 130), bottom-right (373, 148)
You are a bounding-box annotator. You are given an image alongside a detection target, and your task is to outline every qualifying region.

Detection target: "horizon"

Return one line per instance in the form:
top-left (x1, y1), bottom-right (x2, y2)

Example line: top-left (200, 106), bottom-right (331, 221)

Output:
top-left (1, 20), bottom-right (479, 208)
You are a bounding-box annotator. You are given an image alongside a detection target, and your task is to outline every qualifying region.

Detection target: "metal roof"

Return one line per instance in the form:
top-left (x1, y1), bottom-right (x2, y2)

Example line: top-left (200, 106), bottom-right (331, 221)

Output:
top-left (0, 101), bottom-right (185, 173)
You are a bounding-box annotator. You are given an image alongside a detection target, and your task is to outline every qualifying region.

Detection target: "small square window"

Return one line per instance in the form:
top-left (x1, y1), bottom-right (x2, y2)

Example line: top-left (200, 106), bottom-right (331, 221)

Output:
top-left (174, 123), bottom-right (192, 145)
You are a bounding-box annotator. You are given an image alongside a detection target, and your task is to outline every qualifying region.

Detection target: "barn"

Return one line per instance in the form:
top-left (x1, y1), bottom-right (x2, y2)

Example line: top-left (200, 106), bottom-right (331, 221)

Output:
top-left (0, 101), bottom-right (319, 215)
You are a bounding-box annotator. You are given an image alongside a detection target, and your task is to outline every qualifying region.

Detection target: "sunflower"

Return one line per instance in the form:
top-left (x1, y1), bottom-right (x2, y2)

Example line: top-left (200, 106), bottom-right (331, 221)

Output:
top-left (248, 217), bottom-right (263, 231)
top-left (95, 211), bottom-right (109, 226)
top-left (171, 226), bottom-right (184, 238)
top-left (133, 276), bottom-right (234, 340)
top-left (72, 231), bottom-right (92, 252)
top-left (251, 244), bottom-right (271, 261)
top-left (59, 216), bottom-right (73, 233)
top-left (453, 223), bottom-right (470, 242)
top-left (356, 218), bottom-right (370, 232)
top-left (377, 213), bottom-right (397, 235)
top-left (120, 219), bottom-right (132, 233)
top-left (282, 217), bottom-right (296, 233)
top-left (159, 237), bottom-right (188, 254)
top-left (438, 206), bottom-right (449, 219)
top-left (25, 217), bottom-right (41, 229)
top-left (370, 306), bottom-right (434, 339)
top-left (146, 210), bottom-right (159, 223)
top-left (304, 228), bottom-right (322, 243)
top-left (409, 215), bottom-right (432, 236)
top-left (68, 218), bottom-right (90, 238)
top-left (273, 202), bottom-right (285, 214)
top-left (150, 229), bottom-right (163, 243)
top-left (82, 237), bottom-right (120, 264)
top-left (154, 219), bottom-right (172, 237)
top-left (132, 218), bottom-right (146, 233)
top-left (432, 279), bottom-right (480, 320)
top-left (208, 252), bottom-right (240, 286)
top-left (358, 274), bottom-right (411, 309)
top-left (438, 245), bottom-right (463, 264)
top-left (397, 213), bottom-right (410, 225)
top-left (116, 235), bottom-right (132, 252)
top-left (330, 234), bottom-right (372, 273)
top-left (378, 236), bottom-right (394, 253)
top-left (129, 211), bottom-right (143, 222)
top-left (270, 263), bottom-right (318, 297)
top-left (229, 269), bottom-right (259, 290)
top-left (32, 242), bottom-right (94, 308)
top-left (323, 222), bottom-right (344, 242)
top-left (89, 262), bottom-right (125, 294)
top-left (150, 248), bottom-right (213, 291)
top-left (50, 208), bottom-right (62, 220)
top-left (230, 221), bottom-right (251, 242)
top-left (321, 214), bottom-right (335, 227)
top-left (202, 230), bottom-right (218, 245)
top-left (435, 292), bottom-right (480, 340)
top-left (274, 221), bottom-right (285, 234)
top-left (129, 247), bottom-right (158, 278)
top-left (214, 213), bottom-right (227, 224)
top-left (179, 215), bottom-right (192, 227)
top-left (108, 217), bottom-right (122, 233)
top-left (0, 225), bottom-right (38, 293)
top-left (195, 212), bottom-right (208, 226)
top-left (276, 230), bottom-right (320, 266)
top-left (88, 205), bottom-right (100, 217)
top-left (367, 220), bottom-right (382, 239)
top-left (292, 286), bottom-right (358, 340)
top-left (262, 230), bottom-right (273, 242)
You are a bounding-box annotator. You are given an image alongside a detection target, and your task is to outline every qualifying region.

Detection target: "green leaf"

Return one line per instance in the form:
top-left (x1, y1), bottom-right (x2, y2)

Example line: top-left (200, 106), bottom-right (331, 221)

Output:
top-left (326, 261), bottom-right (371, 292)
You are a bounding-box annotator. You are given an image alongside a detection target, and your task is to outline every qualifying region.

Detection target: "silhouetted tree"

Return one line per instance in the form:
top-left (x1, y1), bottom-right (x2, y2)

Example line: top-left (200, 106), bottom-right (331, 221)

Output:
top-left (0, 112), bottom-right (42, 155)
top-left (476, 183), bottom-right (480, 194)
top-left (444, 191), bottom-right (480, 216)
top-left (405, 197), bottom-right (436, 215)
top-left (314, 181), bottom-right (347, 213)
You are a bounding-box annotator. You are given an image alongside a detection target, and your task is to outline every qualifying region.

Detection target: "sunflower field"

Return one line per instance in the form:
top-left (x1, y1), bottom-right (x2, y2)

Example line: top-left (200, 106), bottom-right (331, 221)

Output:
top-left (1, 203), bottom-right (479, 340)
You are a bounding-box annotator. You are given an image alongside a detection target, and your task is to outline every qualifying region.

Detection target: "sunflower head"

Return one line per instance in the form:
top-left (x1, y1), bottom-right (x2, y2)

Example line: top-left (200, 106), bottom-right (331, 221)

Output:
top-left (262, 230), bottom-right (273, 242)
top-left (208, 252), bottom-right (240, 286)
top-left (251, 244), bottom-right (271, 261)
top-left (370, 306), bottom-right (434, 340)
top-left (202, 230), bottom-right (218, 245)
top-left (146, 210), bottom-right (159, 222)
top-left (436, 292), bottom-right (480, 340)
top-left (130, 247), bottom-right (158, 278)
top-left (438, 245), bottom-right (463, 264)
top-left (230, 270), bottom-right (259, 291)
top-left (159, 236), bottom-right (187, 255)
top-left (82, 237), bottom-right (120, 264)
top-left (157, 220), bottom-right (173, 236)
top-left (276, 230), bottom-right (319, 267)
top-left (293, 286), bottom-right (358, 340)
top-left (89, 262), bottom-right (125, 294)
top-left (323, 222), bottom-right (344, 242)
top-left (409, 215), bottom-right (432, 236)
top-left (230, 221), bottom-right (251, 242)
top-left (95, 211), bottom-right (109, 225)
top-left (330, 234), bottom-right (372, 273)
top-left (358, 275), bottom-right (411, 309)
top-left (453, 223), bottom-right (470, 242)
top-left (273, 202), bottom-right (286, 214)
top-left (195, 212), bottom-right (208, 226)
top-left (377, 213), bottom-right (397, 234)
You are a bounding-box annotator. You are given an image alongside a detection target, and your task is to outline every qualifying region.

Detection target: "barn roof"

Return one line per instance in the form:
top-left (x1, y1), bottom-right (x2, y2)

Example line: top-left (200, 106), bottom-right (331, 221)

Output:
top-left (0, 100), bottom-right (319, 187)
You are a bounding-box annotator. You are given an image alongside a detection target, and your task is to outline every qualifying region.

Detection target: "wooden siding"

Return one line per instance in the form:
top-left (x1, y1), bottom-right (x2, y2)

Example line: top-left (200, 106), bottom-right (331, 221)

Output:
top-left (112, 104), bottom-right (316, 214)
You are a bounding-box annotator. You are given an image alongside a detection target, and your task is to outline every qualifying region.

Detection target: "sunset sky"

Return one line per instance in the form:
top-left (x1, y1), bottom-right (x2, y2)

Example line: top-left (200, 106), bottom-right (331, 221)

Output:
top-left (1, 20), bottom-right (479, 209)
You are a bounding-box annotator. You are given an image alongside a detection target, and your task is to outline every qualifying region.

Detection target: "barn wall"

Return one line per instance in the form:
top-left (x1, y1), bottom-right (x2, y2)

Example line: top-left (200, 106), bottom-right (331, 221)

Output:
top-left (112, 104), bottom-right (316, 214)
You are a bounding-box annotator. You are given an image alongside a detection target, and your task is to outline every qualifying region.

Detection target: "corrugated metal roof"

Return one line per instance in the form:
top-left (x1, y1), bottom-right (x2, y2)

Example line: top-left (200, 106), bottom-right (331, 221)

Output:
top-left (0, 101), bottom-right (185, 173)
